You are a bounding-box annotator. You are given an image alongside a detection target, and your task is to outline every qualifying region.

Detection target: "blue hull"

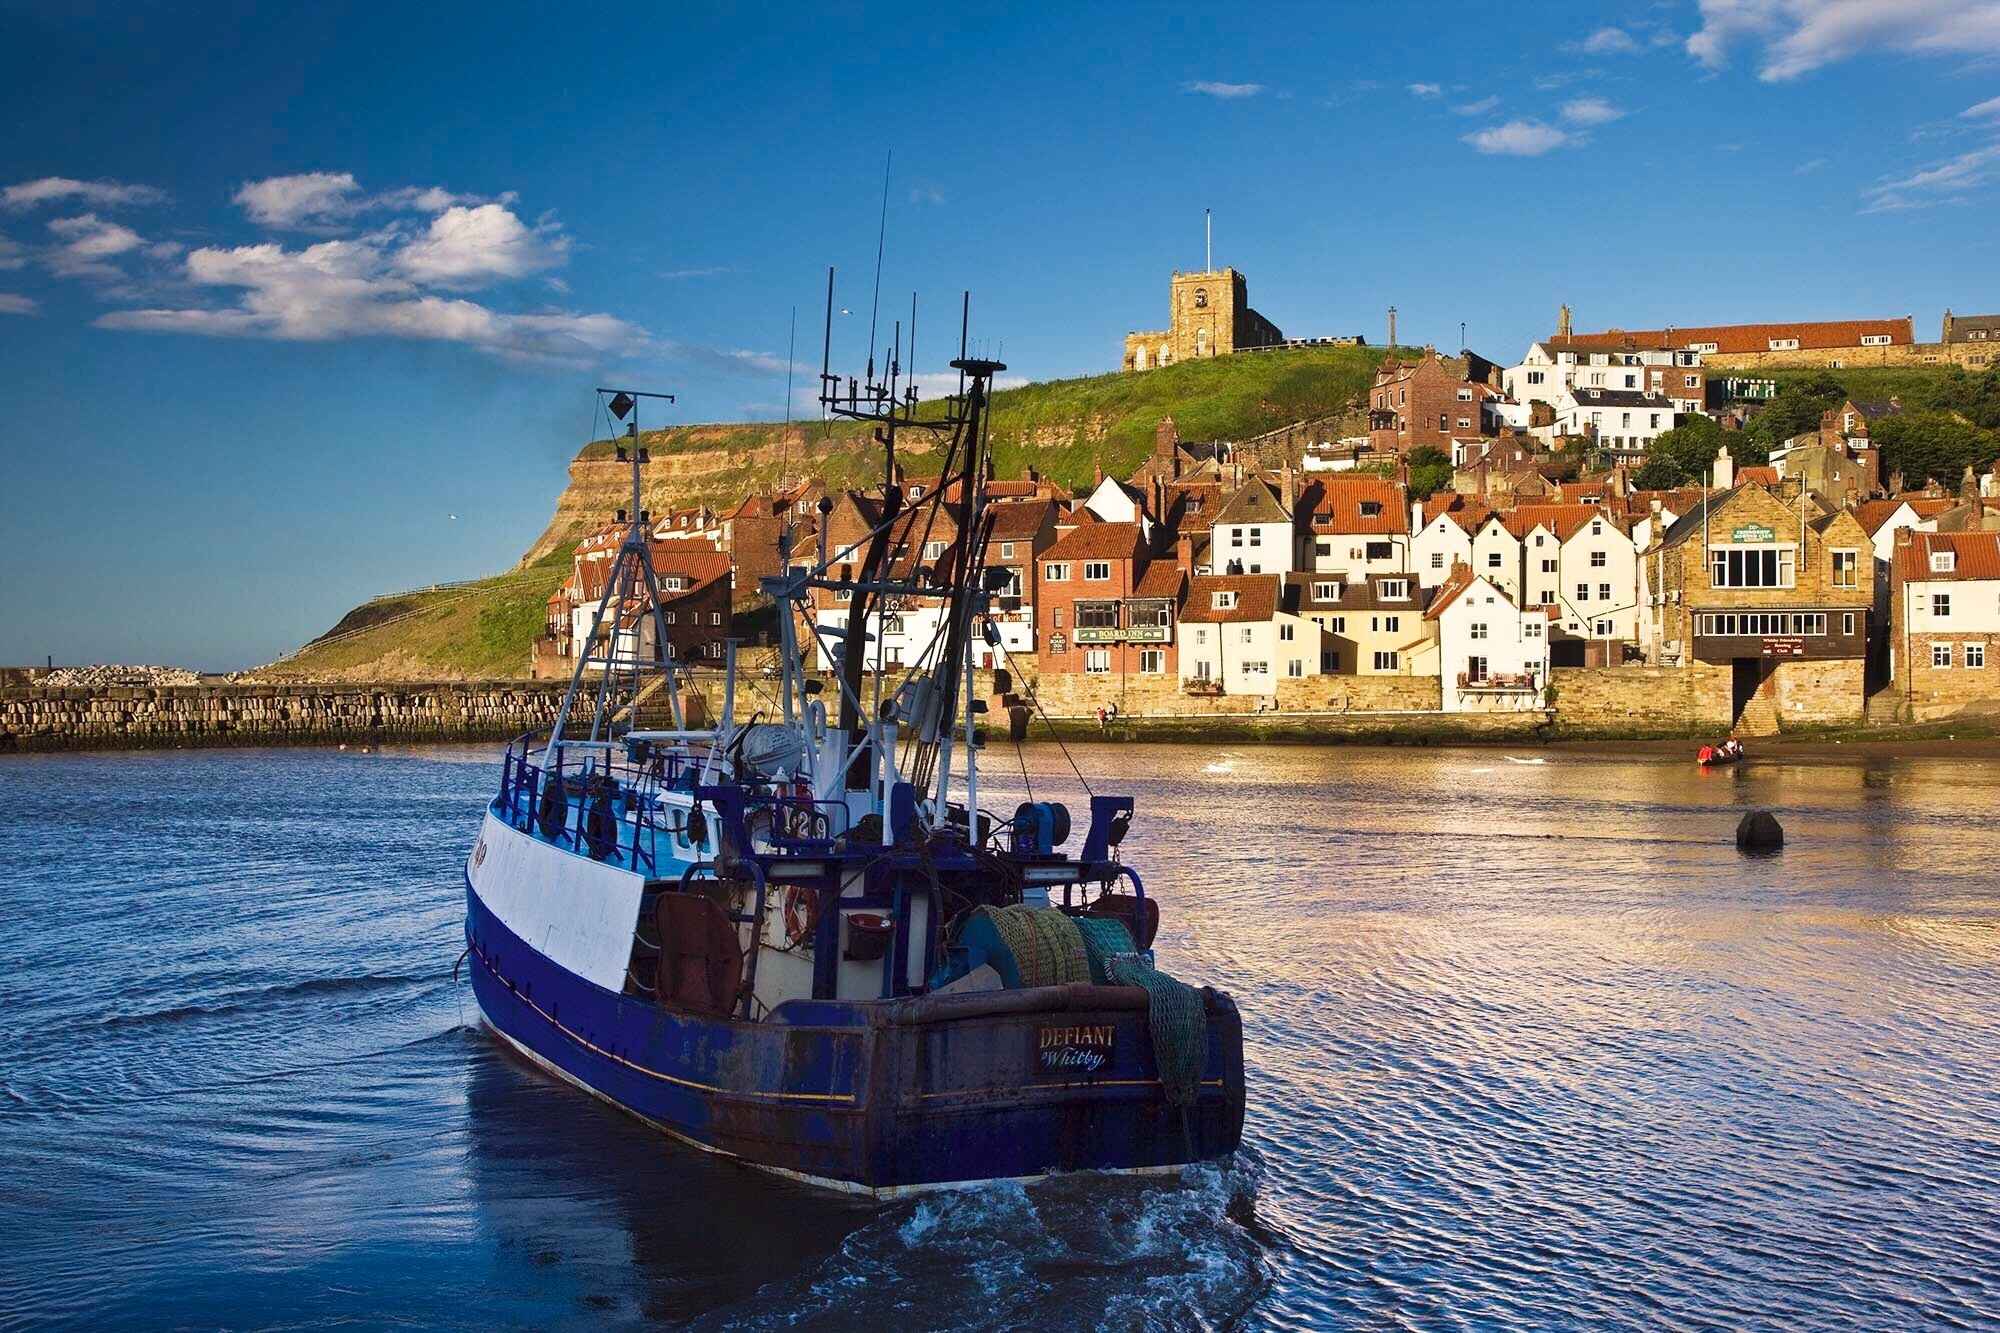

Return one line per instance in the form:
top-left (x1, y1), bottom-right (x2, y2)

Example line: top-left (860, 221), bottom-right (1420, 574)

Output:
top-left (464, 880), bottom-right (1245, 1195)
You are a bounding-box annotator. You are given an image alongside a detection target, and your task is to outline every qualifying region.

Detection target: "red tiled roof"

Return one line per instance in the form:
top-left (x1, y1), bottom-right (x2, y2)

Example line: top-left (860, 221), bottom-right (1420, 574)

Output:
top-left (1422, 563), bottom-right (1479, 620)
top-left (1134, 560), bottom-right (1185, 599)
top-left (1562, 317), bottom-right (1914, 354)
top-left (1179, 574), bottom-right (1279, 623)
top-left (1737, 466), bottom-right (1781, 486)
top-left (1042, 520), bottom-right (1143, 563)
top-left (1503, 504), bottom-right (1617, 542)
top-left (1897, 531), bottom-right (2000, 582)
top-left (986, 499), bottom-right (1054, 542)
top-left (1304, 476), bottom-right (1406, 535)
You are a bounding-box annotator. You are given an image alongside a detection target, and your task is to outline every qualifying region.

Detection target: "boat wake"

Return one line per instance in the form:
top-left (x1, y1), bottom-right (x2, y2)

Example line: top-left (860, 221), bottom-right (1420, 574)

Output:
top-left (693, 1157), bottom-right (1271, 1331)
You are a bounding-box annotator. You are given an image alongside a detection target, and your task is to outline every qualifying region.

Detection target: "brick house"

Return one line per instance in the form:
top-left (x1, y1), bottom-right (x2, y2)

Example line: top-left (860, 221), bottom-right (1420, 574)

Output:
top-left (1641, 482), bottom-right (1872, 730)
top-left (1889, 530), bottom-right (2000, 717)
top-left (1368, 349), bottom-right (1495, 454)
top-left (544, 540), bottom-right (733, 674)
top-left (1036, 521), bottom-right (1181, 679)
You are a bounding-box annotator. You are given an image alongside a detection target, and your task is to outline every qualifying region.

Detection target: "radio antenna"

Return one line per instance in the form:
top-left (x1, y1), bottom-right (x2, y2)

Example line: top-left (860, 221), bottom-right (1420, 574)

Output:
top-left (866, 150), bottom-right (891, 383)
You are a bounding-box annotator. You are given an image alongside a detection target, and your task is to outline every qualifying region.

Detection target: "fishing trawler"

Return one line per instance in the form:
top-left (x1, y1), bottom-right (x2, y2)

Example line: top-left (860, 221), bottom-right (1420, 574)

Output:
top-left (461, 280), bottom-right (1244, 1195)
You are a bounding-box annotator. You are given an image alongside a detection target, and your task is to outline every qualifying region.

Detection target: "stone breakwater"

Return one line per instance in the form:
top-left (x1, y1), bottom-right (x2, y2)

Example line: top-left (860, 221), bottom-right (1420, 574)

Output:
top-left (0, 682), bottom-right (580, 752)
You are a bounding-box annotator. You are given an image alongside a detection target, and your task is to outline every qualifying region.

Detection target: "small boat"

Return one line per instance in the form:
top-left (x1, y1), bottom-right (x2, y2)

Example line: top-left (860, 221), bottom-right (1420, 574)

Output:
top-left (461, 296), bottom-right (1244, 1197)
top-left (1697, 739), bottom-right (1745, 767)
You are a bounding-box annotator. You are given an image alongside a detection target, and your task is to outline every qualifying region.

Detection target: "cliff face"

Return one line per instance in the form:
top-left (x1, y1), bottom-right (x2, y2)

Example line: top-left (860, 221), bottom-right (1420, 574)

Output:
top-left (517, 343), bottom-right (1394, 565)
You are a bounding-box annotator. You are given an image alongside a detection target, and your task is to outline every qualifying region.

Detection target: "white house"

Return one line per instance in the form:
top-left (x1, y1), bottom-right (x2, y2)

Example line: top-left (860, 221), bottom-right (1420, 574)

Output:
top-left (1505, 341), bottom-right (1706, 416)
top-left (1545, 386), bottom-right (1680, 459)
top-left (1468, 514), bottom-right (1525, 604)
top-left (1411, 507), bottom-right (1478, 588)
top-left (1425, 566), bottom-right (1550, 712)
top-left (1210, 477), bottom-right (1298, 576)
top-left (1303, 476), bottom-right (1408, 582)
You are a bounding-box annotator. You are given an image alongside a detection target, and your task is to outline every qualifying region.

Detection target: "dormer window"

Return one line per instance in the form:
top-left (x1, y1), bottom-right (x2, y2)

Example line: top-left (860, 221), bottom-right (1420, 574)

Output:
top-left (1359, 501), bottom-right (1382, 517)
top-left (1932, 550), bottom-right (1957, 573)
top-left (1213, 590), bottom-right (1237, 610)
top-left (1314, 581), bottom-right (1339, 600)
top-left (1380, 579), bottom-right (1409, 600)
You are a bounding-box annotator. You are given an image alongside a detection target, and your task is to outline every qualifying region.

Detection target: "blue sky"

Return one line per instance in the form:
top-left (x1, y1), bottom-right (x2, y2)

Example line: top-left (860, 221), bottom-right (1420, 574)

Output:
top-left (3, 0), bottom-right (1999, 669)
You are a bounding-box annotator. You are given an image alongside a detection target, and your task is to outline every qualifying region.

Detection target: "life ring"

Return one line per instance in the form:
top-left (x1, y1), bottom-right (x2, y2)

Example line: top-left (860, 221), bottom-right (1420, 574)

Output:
top-left (782, 885), bottom-right (819, 947)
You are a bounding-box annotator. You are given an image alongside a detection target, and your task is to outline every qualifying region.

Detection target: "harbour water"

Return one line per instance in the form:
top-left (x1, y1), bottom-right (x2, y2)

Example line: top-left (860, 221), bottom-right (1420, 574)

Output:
top-left (2, 742), bottom-right (1996, 1329)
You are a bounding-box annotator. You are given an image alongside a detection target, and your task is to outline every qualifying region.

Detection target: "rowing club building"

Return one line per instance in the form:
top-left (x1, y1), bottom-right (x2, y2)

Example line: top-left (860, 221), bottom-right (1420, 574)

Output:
top-left (1641, 481), bottom-right (1872, 731)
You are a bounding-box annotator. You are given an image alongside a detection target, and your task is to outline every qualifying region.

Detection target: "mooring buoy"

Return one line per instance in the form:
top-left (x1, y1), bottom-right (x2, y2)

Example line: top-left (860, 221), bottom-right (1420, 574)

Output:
top-left (1737, 809), bottom-right (1784, 851)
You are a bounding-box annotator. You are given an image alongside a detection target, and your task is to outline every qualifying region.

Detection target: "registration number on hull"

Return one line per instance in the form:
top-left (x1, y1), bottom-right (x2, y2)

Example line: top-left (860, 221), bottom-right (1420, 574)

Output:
top-left (1034, 1023), bottom-right (1115, 1075)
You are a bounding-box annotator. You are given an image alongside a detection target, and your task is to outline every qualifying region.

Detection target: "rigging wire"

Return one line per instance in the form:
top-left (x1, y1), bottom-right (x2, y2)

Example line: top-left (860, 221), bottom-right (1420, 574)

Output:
top-left (866, 150), bottom-right (891, 381)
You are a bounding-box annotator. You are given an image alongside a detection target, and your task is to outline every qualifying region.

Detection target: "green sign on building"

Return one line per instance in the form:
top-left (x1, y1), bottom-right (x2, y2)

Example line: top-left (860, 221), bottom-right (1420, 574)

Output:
top-left (1730, 523), bottom-right (1777, 544)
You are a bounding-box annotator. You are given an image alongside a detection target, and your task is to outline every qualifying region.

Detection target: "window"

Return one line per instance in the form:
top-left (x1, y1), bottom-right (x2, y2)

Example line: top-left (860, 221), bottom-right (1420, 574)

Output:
top-left (1075, 602), bottom-right (1117, 629)
top-left (1843, 612), bottom-right (1856, 637)
top-left (1487, 552), bottom-right (1503, 568)
top-left (1590, 550), bottom-right (1607, 568)
top-left (1684, 374), bottom-right (1701, 389)
top-left (1698, 613), bottom-right (1829, 637)
top-left (881, 614), bottom-right (905, 634)
top-left (1457, 388), bottom-right (1474, 401)
top-left (1577, 583), bottom-right (1590, 602)
top-left (1527, 370), bottom-right (1545, 385)
top-left (1933, 643), bottom-right (1953, 669)
top-left (1457, 417), bottom-right (1473, 429)
top-left (1314, 580), bottom-right (1340, 600)
top-left (1710, 547), bottom-right (1795, 588)
top-left (1242, 660), bottom-right (1269, 675)
top-left (1469, 622), bottom-right (1488, 640)
top-left (1540, 590), bottom-right (1557, 605)
top-left (1832, 549), bottom-right (1859, 587)
top-left (1693, 342), bottom-right (1718, 354)
top-left (1382, 615), bottom-right (1401, 633)
top-left (1193, 288), bottom-right (1208, 308)
top-left (1280, 623), bottom-right (1296, 641)
top-left (1595, 619), bottom-right (1613, 635)
top-left (1380, 579), bottom-right (1408, 600)
top-left (924, 540), bottom-right (944, 560)
top-left (1534, 534), bottom-right (1544, 547)
top-left (1650, 414), bottom-right (1662, 429)
top-left (1139, 649), bottom-right (1165, 674)
top-left (1373, 651), bottom-right (1399, 671)
top-left (999, 542), bottom-right (1016, 560)
top-left (1330, 616), bottom-right (1346, 633)
top-left (1213, 590), bottom-right (1237, 610)
top-left (1194, 628), bottom-right (1205, 644)
top-left (1241, 627), bottom-right (1254, 644)
top-left (1598, 583), bottom-right (1612, 602)
top-left (1861, 334), bottom-right (1892, 346)
top-left (1431, 552), bottom-right (1445, 569)
top-left (1249, 528), bottom-right (1262, 548)
top-left (1052, 609), bottom-right (1063, 628)
top-left (1931, 551), bottom-right (1956, 573)
top-left (1969, 644), bottom-right (1987, 669)
top-left (835, 588), bottom-right (852, 603)
top-left (1230, 528), bottom-right (1244, 548)
top-left (1085, 649), bottom-right (1111, 674)
top-left (662, 610), bottom-right (677, 624)
top-left (1046, 563), bottom-right (1069, 582)
top-left (1323, 649), bottom-right (1341, 672)
top-left (1288, 658), bottom-right (1305, 678)
top-left (1524, 620), bottom-right (1543, 638)
top-left (662, 576), bottom-right (687, 591)
top-left (1624, 374), bottom-right (1637, 389)
top-left (1438, 414), bottom-right (1449, 432)
top-left (1366, 541), bottom-right (1395, 561)
top-left (1083, 561), bottom-right (1110, 581)
top-left (1769, 337), bottom-right (1800, 351)
top-left (1317, 540), bottom-right (1333, 557)
top-left (1934, 593), bottom-right (1952, 617)
top-left (1359, 500), bottom-right (1383, 517)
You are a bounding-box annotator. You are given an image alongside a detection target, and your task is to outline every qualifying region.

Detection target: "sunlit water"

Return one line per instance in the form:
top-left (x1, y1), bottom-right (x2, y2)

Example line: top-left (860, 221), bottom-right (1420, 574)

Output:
top-left (2, 742), bottom-right (1998, 1329)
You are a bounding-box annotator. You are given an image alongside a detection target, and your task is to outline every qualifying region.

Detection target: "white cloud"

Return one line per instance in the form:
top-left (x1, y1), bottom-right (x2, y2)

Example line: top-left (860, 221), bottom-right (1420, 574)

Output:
top-left (1582, 26), bottom-right (1642, 55)
top-left (1861, 142), bottom-right (2000, 210)
top-left (1407, 82), bottom-right (1443, 97)
top-left (1463, 120), bottom-right (1571, 155)
top-left (1186, 80), bottom-right (1263, 98)
top-left (97, 230), bottom-right (625, 361)
top-left (46, 212), bottom-right (149, 277)
top-left (394, 204), bottom-right (566, 287)
top-left (1, 177), bottom-right (167, 211)
top-left (660, 265), bottom-right (732, 280)
top-left (232, 171), bottom-right (364, 227)
top-left (909, 185), bottom-right (945, 206)
top-left (0, 293), bottom-right (38, 315)
top-left (1561, 96), bottom-right (1627, 125)
top-left (1453, 95), bottom-right (1502, 116)
top-left (1795, 156), bottom-right (1829, 173)
top-left (1689, 0), bottom-right (2000, 82)
top-left (1963, 95), bottom-right (2000, 119)
top-left (0, 238), bottom-right (25, 271)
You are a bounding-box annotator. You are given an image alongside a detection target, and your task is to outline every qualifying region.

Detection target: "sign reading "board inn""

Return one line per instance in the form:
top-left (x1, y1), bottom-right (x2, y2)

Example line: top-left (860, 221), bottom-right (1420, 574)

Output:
top-left (1034, 1023), bottom-right (1115, 1074)
top-left (1074, 626), bottom-right (1170, 643)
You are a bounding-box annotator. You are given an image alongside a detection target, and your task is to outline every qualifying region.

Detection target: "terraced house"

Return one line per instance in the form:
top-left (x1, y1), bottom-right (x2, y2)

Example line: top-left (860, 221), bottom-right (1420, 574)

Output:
top-left (1035, 520), bottom-right (1182, 680)
top-left (1889, 530), bottom-right (2000, 719)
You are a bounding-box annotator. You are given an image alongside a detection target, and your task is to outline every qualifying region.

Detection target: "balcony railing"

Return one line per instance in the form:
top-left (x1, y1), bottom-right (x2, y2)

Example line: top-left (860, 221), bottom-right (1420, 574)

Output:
top-left (1458, 671), bottom-right (1540, 691)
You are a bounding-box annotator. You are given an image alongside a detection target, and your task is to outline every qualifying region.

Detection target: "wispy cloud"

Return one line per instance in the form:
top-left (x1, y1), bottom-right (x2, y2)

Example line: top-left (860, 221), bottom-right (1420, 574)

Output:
top-left (908, 185), bottom-right (945, 206)
top-left (1581, 26), bottom-right (1642, 55)
top-left (1407, 82), bottom-right (1443, 98)
top-left (1186, 80), bottom-right (1263, 99)
top-left (0, 238), bottom-right (24, 271)
top-left (0, 293), bottom-right (38, 316)
top-left (231, 172), bottom-right (487, 229)
top-left (1861, 142), bottom-right (2000, 211)
top-left (1794, 156), bottom-right (1829, 173)
top-left (1560, 95), bottom-right (1626, 126)
top-left (45, 212), bottom-right (150, 278)
top-left (1, 176), bottom-right (167, 211)
top-left (1689, 0), bottom-right (2000, 82)
top-left (659, 265), bottom-right (733, 280)
top-left (1463, 120), bottom-right (1571, 156)
top-left (1964, 94), bottom-right (2000, 119)
top-left (1453, 95), bottom-right (1501, 116)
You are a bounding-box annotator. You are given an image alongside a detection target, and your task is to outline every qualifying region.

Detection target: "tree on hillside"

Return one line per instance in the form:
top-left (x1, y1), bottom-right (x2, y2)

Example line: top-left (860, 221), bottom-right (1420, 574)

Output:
top-left (1405, 444), bottom-right (1454, 499)
top-left (1743, 373), bottom-right (1844, 453)
top-left (1931, 362), bottom-right (2000, 431)
top-left (1633, 415), bottom-right (1753, 488)
top-left (1872, 411), bottom-right (2000, 490)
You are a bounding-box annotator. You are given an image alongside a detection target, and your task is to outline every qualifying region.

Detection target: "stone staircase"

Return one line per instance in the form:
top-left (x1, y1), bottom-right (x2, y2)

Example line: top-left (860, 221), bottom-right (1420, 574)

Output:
top-left (1864, 690), bottom-right (1906, 727)
top-left (1733, 686), bottom-right (1781, 737)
